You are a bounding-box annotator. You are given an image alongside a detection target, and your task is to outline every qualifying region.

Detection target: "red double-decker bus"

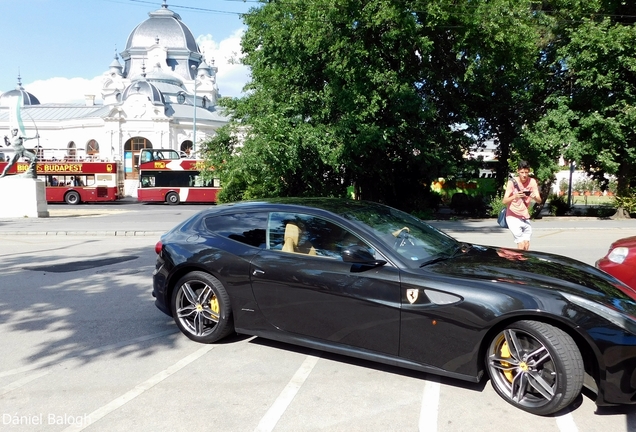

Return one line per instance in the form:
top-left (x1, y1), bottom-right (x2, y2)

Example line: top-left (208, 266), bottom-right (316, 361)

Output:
top-left (137, 149), bottom-right (220, 205)
top-left (0, 160), bottom-right (124, 204)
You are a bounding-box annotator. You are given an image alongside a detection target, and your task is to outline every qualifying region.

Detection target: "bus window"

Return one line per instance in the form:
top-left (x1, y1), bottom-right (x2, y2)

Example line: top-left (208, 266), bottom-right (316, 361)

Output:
top-left (140, 152), bottom-right (153, 164)
top-left (96, 174), bottom-right (114, 183)
top-left (140, 175), bottom-right (155, 188)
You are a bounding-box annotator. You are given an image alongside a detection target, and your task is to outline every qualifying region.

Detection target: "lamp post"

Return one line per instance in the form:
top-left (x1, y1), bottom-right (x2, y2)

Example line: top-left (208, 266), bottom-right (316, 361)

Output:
top-left (190, 65), bottom-right (197, 155)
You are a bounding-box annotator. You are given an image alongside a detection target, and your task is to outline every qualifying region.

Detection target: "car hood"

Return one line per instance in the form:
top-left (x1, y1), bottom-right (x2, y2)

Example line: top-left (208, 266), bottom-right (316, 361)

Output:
top-left (427, 245), bottom-right (634, 301)
top-left (609, 236), bottom-right (636, 250)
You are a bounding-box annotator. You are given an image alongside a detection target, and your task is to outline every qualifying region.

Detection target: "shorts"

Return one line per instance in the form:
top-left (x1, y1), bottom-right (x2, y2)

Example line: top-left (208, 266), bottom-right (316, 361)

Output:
top-left (506, 216), bottom-right (532, 243)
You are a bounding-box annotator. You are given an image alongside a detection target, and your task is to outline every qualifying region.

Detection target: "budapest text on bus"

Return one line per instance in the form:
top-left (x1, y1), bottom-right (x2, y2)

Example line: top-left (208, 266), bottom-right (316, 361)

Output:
top-left (0, 160), bottom-right (125, 205)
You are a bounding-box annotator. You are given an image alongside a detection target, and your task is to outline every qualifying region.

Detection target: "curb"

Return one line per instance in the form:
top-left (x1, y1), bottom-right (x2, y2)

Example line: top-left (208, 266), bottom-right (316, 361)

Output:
top-left (0, 231), bottom-right (165, 236)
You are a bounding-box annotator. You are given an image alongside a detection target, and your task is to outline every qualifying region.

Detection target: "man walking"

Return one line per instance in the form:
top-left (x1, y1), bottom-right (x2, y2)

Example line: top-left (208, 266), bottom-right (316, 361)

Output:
top-left (502, 160), bottom-right (542, 250)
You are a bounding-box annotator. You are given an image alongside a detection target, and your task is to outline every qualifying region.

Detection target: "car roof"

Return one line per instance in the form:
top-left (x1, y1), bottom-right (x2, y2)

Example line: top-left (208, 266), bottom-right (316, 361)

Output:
top-left (209, 197), bottom-right (388, 217)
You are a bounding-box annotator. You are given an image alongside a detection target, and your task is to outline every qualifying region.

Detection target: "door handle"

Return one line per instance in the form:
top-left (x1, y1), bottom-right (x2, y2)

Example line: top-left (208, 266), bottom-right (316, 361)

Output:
top-left (252, 269), bottom-right (265, 276)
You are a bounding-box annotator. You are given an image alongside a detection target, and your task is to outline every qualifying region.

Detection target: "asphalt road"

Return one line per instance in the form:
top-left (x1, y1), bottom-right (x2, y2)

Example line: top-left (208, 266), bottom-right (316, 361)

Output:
top-left (1, 202), bottom-right (636, 431)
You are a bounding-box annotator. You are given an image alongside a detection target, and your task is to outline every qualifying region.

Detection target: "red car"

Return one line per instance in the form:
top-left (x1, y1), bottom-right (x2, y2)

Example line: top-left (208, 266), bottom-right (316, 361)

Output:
top-left (596, 236), bottom-right (636, 290)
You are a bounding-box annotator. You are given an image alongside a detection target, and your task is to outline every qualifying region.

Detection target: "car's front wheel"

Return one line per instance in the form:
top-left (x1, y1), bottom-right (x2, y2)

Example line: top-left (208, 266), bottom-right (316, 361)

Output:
top-left (171, 271), bottom-right (234, 343)
top-left (486, 320), bottom-right (583, 415)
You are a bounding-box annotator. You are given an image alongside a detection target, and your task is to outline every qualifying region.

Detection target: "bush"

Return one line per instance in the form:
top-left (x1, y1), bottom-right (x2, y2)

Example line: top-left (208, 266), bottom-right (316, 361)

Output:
top-left (488, 194), bottom-right (506, 217)
top-left (547, 194), bottom-right (571, 216)
top-left (584, 206), bottom-right (615, 218)
top-left (613, 188), bottom-right (636, 214)
top-left (412, 208), bottom-right (435, 220)
top-left (449, 192), bottom-right (488, 217)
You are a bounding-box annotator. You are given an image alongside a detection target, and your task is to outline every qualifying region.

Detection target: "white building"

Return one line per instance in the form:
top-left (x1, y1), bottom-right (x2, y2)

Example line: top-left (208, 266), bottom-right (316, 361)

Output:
top-left (0, 1), bottom-right (229, 195)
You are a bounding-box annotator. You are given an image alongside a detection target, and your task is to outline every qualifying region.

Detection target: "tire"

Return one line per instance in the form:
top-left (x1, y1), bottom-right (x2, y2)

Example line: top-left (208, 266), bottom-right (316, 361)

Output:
top-left (171, 271), bottom-right (234, 343)
top-left (485, 320), bottom-right (583, 415)
top-left (166, 191), bottom-right (180, 205)
top-left (65, 191), bottom-right (81, 205)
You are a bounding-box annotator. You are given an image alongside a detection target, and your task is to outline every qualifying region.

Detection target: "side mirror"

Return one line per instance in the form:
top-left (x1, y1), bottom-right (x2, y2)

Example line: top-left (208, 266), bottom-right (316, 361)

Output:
top-left (342, 245), bottom-right (387, 267)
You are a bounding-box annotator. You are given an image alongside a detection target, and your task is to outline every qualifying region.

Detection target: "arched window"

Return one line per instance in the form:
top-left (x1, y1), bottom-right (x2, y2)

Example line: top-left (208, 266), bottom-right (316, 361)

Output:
top-left (87, 139), bottom-right (99, 155)
top-left (124, 137), bottom-right (152, 179)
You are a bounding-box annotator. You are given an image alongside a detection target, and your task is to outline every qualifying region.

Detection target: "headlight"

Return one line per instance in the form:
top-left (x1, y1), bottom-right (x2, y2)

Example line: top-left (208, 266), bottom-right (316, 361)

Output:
top-left (608, 247), bottom-right (629, 264)
top-left (563, 292), bottom-right (636, 335)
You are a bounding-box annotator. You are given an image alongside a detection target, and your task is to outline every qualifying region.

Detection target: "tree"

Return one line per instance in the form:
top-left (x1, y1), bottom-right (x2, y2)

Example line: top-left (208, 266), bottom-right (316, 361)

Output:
top-left (532, 1), bottom-right (636, 217)
top-left (202, 0), bottom-right (636, 215)
top-left (203, 0), bottom-right (475, 210)
top-left (562, 18), bottom-right (636, 195)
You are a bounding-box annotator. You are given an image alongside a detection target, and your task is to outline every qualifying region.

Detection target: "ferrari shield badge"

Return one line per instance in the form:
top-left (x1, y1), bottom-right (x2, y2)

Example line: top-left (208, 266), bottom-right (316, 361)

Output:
top-left (406, 289), bottom-right (419, 304)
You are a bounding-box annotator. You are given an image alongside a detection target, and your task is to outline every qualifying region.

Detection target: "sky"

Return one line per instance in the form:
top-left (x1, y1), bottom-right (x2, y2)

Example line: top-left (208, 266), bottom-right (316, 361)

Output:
top-left (1, 0), bottom-right (257, 104)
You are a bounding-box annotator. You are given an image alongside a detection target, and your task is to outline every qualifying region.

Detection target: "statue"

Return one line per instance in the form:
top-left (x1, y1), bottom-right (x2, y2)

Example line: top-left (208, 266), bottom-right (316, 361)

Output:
top-left (0, 128), bottom-right (39, 179)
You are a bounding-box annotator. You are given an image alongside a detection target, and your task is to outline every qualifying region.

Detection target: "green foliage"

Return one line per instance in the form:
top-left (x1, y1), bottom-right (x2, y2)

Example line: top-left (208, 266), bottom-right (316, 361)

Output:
top-left (557, 14), bottom-right (636, 194)
top-left (613, 188), bottom-right (636, 214)
top-left (547, 194), bottom-right (571, 216)
top-left (203, 0), bottom-right (636, 213)
top-left (449, 193), bottom-right (488, 217)
top-left (411, 208), bottom-right (436, 221)
top-left (432, 178), bottom-right (497, 204)
top-left (488, 195), bottom-right (507, 218)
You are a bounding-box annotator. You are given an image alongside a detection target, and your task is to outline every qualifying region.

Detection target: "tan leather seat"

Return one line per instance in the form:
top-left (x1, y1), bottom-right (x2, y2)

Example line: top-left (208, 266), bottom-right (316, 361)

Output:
top-left (282, 223), bottom-right (301, 253)
top-left (282, 223), bottom-right (316, 255)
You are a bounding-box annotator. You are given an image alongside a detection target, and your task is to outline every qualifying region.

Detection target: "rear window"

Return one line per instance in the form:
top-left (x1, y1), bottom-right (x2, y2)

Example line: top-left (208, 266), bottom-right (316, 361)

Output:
top-left (205, 212), bottom-right (268, 248)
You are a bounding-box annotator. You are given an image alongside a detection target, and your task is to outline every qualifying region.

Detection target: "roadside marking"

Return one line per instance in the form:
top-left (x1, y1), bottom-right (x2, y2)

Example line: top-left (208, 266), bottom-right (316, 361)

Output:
top-left (0, 329), bottom-right (177, 378)
top-left (254, 354), bottom-right (320, 432)
top-left (62, 344), bottom-right (214, 432)
top-left (419, 376), bottom-right (440, 432)
top-left (0, 370), bottom-right (50, 396)
top-left (555, 411), bottom-right (578, 432)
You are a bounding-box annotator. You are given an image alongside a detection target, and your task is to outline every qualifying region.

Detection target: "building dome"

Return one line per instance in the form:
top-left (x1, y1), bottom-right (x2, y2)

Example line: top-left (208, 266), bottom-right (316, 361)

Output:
top-left (125, 2), bottom-right (198, 53)
top-left (145, 64), bottom-right (184, 86)
top-left (0, 77), bottom-right (40, 107)
top-left (122, 80), bottom-right (165, 105)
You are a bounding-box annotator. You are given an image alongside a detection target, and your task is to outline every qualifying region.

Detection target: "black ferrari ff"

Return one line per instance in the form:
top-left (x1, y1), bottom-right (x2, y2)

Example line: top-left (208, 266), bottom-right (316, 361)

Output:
top-left (152, 198), bottom-right (636, 415)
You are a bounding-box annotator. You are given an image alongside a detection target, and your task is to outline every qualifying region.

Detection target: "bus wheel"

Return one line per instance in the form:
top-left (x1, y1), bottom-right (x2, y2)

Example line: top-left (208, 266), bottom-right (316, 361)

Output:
top-left (65, 191), bottom-right (81, 205)
top-left (166, 192), bottom-right (180, 205)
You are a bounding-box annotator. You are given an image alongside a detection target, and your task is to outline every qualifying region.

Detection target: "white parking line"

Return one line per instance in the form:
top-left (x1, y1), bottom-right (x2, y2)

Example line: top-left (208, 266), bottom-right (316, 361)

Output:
top-left (62, 345), bottom-right (214, 432)
top-left (419, 376), bottom-right (440, 432)
top-left (254, 354), bottom-right (320, 432)
top-left (0, 370), bottom-right (50, 396)
top-left (555, 411), bottom-right (579, 432)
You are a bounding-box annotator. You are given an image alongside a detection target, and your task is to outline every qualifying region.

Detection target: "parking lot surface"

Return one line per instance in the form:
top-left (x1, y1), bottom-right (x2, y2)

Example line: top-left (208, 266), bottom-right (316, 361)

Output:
top-left (1, 203), bottom-right (636, 431)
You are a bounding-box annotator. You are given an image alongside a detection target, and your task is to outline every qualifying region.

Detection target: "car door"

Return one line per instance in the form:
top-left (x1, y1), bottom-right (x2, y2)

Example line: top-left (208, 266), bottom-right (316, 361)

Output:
top-left (250, 211), bottom-right (401, 356)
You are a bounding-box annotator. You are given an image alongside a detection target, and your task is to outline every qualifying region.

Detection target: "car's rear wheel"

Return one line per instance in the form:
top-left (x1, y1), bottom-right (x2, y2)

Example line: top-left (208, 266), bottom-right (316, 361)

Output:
top-left (165, 191), bottom-right (180, 205)
top-left (486, 320), bottom-right (583, 415)
top-left (171, 271), bottom-right (234, 343)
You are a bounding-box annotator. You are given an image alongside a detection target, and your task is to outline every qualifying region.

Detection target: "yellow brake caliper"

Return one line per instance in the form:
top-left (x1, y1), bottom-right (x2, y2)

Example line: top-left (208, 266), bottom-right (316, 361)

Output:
top-left (500, 340), bottom-right (514, 382)
top-left (210, 295), bottom-right (220, 316)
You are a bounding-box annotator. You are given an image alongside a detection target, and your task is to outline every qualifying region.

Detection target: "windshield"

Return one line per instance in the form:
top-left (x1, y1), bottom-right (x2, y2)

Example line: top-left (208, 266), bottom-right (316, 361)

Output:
top-left (341, 204), bottom-right (459, 266)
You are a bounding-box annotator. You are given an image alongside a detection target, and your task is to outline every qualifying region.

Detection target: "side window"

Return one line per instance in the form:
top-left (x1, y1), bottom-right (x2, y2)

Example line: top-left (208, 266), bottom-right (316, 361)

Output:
top-left (269, 212), bottom-right (373, 259)
top-left (205, 212), bottom-right (268, 248)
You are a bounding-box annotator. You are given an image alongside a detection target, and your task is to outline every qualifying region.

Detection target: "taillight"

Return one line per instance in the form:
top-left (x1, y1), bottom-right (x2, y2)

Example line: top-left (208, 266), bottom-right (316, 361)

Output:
top-left (155, 241), bottom-right (163, 255)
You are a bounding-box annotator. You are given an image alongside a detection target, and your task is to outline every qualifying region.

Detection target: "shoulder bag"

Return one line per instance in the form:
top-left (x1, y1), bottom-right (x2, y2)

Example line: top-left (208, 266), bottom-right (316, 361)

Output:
top-left (497, 176), bottom-right (524, 228)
